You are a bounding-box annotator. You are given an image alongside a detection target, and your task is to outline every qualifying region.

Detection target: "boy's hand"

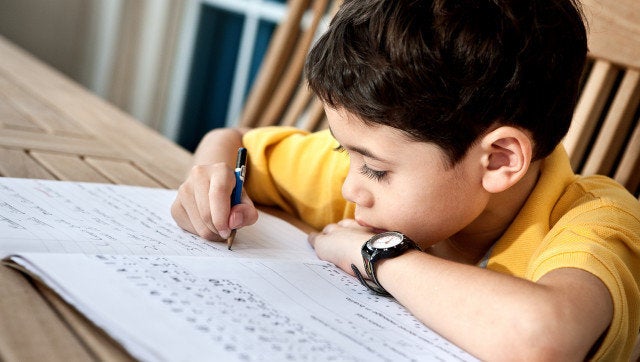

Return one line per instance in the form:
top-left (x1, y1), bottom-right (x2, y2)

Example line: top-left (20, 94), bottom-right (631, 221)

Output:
top-left (308, 219), bottom-right (375, 275)
top-left (171, 162), bottom-right (259, 241)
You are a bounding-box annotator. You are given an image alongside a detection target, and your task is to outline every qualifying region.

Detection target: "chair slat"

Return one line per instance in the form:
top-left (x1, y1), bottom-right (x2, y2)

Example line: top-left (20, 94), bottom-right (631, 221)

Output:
top-left (299, 97), bottom-right (326, 131)
top-left (257, 0), bottom-right (331, 128)
top-left (613, 116), bottom-right (640, 196)
top-left (240, 0), bottom-right (310, 127)
top-left (564, 60), bottom-right (618, 169)
top-left (281, 85), bottom-right (315, 128)
top-left (564, 0), bottom-right (640, 197)
top-left (581, 69), bottom-right (640, 176)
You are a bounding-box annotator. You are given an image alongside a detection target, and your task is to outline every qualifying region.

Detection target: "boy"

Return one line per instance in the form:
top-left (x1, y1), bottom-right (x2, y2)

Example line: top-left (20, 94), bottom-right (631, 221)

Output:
top-left (171, 0), bottom-right (640, 359)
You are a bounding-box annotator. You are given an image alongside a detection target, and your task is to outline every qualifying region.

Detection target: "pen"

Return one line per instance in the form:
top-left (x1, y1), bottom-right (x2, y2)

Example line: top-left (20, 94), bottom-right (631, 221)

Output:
top-left (227, 147), bottom-right (247, 250)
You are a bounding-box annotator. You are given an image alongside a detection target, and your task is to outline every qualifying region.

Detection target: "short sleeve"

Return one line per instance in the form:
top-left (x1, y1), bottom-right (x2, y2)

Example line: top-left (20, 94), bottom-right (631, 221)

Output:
top-left (243, 126), bottom-right (355, 229)
top-left (528, 193), bottom-right (640, 360)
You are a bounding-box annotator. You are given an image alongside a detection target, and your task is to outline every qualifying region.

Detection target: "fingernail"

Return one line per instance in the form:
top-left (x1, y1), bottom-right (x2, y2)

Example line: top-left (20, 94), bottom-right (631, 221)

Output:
top-left (219, 229), bottom-right (231, 239)
top-left (229, 212), bottom-right (244, 230)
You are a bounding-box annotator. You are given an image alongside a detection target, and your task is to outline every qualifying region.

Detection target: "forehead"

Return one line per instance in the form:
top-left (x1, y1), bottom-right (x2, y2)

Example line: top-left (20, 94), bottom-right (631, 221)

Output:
top-left (326, 106), bottom-right (448, 162)
top-left (324, 106), bottom-right (408, 141)
top-left (324, 105), bottom-right (455, 168)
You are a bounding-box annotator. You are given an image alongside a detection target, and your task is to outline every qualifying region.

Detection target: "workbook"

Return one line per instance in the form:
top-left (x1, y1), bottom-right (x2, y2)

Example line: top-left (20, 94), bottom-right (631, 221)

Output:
top-left (0, 178), bottom-right (475, 361)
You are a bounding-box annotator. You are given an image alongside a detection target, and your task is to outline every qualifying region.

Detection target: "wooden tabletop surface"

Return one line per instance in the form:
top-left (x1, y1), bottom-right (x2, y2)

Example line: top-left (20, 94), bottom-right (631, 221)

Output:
top-left (0, 34), bottom-right (194, 361)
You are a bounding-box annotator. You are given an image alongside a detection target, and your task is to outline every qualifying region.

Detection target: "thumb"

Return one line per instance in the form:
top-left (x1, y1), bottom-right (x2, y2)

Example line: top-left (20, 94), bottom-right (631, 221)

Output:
top-left (229, 204), bottom-right (259, 229)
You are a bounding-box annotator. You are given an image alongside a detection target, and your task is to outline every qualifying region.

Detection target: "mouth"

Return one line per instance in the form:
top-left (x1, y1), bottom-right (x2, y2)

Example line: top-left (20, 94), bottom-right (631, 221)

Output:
top-left (356, 219), bottom-right (388, 234)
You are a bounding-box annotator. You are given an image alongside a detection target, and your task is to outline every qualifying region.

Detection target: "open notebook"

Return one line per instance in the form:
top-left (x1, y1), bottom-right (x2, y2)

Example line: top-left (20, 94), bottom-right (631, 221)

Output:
top-left (0, 178), bottom-right (475, 361)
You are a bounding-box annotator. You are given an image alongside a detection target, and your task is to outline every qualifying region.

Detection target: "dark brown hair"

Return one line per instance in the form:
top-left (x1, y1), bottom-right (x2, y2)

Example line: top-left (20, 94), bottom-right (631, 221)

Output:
top-left (306, 0), bottom-right (588, 163)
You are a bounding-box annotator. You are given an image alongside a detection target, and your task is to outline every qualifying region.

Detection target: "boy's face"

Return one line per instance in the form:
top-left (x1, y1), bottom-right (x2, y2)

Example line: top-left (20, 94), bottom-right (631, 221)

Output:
top-left (325, 106), bottom-right (491, 246)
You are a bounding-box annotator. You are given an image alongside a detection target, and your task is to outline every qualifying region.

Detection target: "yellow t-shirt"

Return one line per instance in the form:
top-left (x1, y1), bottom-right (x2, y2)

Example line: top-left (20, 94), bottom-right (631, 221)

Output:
top-left (243, 127), bottom-right (355, 229)
top-left (243, 126), bottom-right (640, 359)
top-left (488, 144), bottom-right (640, 360)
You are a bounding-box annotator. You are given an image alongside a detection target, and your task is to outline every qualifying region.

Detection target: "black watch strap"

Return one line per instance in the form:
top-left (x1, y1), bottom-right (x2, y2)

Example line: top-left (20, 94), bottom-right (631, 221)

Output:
top-left (351, 264), bottom-right (390, 295)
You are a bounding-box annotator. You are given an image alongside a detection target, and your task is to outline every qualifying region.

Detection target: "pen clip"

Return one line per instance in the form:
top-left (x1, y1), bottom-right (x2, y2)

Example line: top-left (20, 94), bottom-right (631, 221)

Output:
top-left (236, 164), bottom-right (246, 181)
top-left (230, 147), bottom-right (247, 207)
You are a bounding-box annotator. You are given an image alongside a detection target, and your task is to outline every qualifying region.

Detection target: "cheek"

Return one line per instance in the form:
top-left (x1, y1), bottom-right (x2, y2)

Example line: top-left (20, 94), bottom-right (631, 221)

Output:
top-left (393, 174), bottom-right (486, 243)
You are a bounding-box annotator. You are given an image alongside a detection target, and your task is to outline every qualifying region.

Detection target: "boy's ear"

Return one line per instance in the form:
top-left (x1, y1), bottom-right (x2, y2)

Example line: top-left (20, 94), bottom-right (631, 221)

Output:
top-left (479, 126), bottom-right (533, 193)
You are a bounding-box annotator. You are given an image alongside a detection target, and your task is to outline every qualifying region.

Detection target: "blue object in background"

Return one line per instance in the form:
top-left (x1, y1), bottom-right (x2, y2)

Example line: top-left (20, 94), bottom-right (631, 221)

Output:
top-left (178, 3), bottom-right (279, 152)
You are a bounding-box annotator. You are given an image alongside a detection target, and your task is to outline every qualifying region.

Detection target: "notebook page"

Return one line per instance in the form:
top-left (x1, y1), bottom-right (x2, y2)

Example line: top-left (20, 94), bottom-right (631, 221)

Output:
top-left (7, 253), bottom-right (476, 362)
top-left (0, 178), bottom-right (315, 260)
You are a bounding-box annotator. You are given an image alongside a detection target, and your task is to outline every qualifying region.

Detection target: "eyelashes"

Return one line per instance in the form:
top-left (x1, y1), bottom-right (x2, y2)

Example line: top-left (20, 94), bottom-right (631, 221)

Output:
top-left (359, 165), bottom-right (388, 181)
top-left (333, 144), bottom-right (388, 181)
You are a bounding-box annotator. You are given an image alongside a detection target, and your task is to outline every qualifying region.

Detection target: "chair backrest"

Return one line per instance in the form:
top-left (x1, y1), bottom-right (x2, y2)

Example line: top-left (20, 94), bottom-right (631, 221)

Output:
top-left (241, 0), bottom-right (640, 198)
top-left (564, 0), bottom-right (640, 198)
top-left (239, 0), bottom-right (339, 132)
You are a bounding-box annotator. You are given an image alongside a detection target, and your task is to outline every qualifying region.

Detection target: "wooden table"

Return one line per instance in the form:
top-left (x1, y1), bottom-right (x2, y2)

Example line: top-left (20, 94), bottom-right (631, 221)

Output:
top-left (0, 35), bottom-right (194, 361)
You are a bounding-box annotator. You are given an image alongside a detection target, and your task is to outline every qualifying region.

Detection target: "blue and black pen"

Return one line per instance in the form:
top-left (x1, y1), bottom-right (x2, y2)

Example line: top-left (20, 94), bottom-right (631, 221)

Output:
top-left (227, 147), bottom-right (247, 250)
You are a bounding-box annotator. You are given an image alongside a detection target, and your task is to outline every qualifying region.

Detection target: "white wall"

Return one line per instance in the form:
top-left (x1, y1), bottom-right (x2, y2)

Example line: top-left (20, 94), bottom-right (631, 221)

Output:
top-left (0, 0), bottom-right (193, 140)
top-left (0, 0), bottom-right (89, 81)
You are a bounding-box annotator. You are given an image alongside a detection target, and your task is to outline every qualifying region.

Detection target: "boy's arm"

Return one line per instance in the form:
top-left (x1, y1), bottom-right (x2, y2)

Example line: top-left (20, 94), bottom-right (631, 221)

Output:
top-left (309, 224), bottom-right (613, 361)
top-left (381, 251), bottom-right (612, 361)
top-left (171, 127), bottom-right (259, 240)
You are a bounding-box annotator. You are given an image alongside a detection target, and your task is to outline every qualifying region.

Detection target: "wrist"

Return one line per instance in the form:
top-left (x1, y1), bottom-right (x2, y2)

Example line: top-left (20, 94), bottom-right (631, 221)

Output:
top-left (374, 248), bottom-right (422, 286)
top-left (193, 128), bottom-right (245, 166)
top-left (352, 231), bottom-right (421, 295)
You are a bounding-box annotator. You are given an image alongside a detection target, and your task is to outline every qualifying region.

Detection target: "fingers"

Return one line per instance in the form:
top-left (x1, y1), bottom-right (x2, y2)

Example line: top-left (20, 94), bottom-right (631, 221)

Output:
top-left (308, 222), bottom-right (339, 248)
top-left (316, 219), bottom-right (362, 236)
top-left (171, 191), bottom-right (221, 241)
top-left (229, 192), bottom-right (259, 229)
top-left (171, 162), bottom-right (258, 241)
top-left (307, 221), bottom-right (375, 276)
top-left (187, 165), bottom-right (219, 236)
top-left (321, 223), bottom-right (337, 234)
top-left (308, 232), bottom-right (319, 248)
top-left (205, 164), bottom-right (236, 238)
top-left (308, 220), bottom-right (357, 250)
top-left (337, 219), bottom-right (360, 228)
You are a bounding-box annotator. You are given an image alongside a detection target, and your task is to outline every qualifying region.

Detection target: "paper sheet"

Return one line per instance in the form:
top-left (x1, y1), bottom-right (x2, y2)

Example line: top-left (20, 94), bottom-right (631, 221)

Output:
top-left (9, 253), bottom-right (475, 361)
top-left (0, 178), bottom-right (314, 260)
top-left (1, 178), bottom-right (476, 361)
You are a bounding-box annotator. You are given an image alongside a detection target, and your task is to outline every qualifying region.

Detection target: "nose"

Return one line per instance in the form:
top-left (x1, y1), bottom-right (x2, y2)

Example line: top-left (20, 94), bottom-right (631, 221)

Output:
top-left (341, 168), bottom-right (374, 208)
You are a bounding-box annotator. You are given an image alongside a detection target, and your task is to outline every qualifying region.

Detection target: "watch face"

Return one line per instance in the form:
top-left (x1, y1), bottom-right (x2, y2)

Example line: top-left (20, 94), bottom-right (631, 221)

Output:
top-left (370, 232), bottom-right (403, 249)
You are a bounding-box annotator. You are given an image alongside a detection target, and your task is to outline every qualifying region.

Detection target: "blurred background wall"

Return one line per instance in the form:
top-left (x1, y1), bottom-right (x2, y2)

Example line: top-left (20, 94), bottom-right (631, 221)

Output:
top-left (0, 0), bottom-right (293, 151)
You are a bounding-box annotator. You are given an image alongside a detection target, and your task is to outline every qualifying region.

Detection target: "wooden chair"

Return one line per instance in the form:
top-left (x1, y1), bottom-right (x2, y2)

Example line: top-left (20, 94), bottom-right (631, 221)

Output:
top-left (240, 0), bottom-right (640, 198)
top-left (564, 0), bottom-right (640, 199)
top-left (239, 0), bottom-right (339, 132)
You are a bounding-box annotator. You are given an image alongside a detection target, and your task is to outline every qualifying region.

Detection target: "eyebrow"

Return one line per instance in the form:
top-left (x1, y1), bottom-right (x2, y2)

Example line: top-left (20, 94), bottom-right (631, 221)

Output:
top-left (328, 126), bottom-right (390, 163)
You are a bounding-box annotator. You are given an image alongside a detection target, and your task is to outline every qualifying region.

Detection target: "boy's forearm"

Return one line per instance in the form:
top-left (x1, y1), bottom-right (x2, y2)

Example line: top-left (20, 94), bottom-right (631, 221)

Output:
top-left (191, 128), bottom-right (250, 169)
top-left (377, 251), bottom-right (611, 360)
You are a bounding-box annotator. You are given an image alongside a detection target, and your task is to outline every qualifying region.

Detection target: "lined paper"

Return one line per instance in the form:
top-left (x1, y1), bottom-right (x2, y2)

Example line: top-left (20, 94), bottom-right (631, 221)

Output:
top-left (1, 178), bottom-right (476, 361)
top-left (10, 253), bottom-right (474, 361)
top-left (0, 178), bottom-right (314, 260)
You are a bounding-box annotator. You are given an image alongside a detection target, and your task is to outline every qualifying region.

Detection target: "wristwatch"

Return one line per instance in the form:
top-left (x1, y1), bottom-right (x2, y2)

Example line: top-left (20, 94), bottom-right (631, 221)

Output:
top-left (351, 231), bottom-right (421, 295)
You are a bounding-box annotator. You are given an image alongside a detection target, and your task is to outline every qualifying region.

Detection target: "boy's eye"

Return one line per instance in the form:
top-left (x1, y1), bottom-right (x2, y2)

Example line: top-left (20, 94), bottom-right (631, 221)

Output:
top-left (334, 144), bottom-right (387, 181)
top-left (359, 164), bottom-right (388, 181)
